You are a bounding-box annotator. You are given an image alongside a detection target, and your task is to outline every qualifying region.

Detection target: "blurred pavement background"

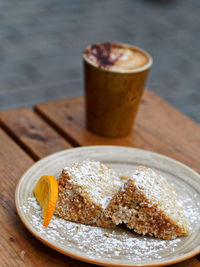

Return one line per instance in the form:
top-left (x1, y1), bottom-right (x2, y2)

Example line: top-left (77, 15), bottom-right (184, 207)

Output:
top-left (0, 0), bottom-right (199, 122)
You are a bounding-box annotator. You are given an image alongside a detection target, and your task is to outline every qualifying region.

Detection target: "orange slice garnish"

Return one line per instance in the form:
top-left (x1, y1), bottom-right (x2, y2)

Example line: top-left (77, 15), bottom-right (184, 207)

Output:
top-left (33, 175), bottom-right (58, 227)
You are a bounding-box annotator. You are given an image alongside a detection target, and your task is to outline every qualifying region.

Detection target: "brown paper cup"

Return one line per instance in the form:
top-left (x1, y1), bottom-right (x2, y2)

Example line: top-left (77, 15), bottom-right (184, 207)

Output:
top-left (83, 43), bottom-right (153, 137)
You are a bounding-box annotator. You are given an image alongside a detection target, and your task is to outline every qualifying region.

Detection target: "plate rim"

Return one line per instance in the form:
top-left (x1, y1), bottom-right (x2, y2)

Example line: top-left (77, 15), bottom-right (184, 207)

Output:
top-left (15, 145), bottom-right (200, 267)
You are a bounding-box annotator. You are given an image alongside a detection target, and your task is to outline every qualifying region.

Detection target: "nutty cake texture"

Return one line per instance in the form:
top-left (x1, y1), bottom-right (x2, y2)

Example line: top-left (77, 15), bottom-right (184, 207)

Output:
top-left (54, 161), bottom-right (189, 240)
top-left (105, 166), bottom-right (189, 240)
top-left (54, 160), bottom-right (122, 228)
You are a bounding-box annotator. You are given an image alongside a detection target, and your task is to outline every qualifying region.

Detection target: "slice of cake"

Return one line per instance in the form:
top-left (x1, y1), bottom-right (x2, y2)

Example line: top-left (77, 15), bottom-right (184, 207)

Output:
top-left (105, 166), bottom-right (189, 239)
top-left (54, 160), bottom-right (122, 228)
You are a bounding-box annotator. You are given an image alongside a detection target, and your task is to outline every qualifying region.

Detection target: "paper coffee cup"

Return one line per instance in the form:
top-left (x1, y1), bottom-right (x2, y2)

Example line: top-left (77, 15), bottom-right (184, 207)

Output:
top-left (83, 42), bottom-right (153, 137)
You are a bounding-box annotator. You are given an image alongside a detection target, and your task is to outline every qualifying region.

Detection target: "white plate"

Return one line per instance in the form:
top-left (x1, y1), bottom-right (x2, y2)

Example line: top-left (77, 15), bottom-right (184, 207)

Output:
top-left (15, 146), bottom-right (200, 266)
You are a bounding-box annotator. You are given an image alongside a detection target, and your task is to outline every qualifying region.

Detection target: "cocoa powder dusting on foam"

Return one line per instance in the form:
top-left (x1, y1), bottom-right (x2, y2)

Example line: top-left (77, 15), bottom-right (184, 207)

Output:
top-left (84, 43), bottom-right (122, 69)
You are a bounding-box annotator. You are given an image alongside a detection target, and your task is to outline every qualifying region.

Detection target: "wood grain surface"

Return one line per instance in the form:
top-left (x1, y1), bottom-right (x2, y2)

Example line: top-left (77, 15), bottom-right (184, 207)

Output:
top-left (0, 130), bottom-right (91, 267)
top-left (0, 90), bottom-right (199, 266)
top-left (0, 107), bottom-right (72, 160)
top-left (35, 90), bottom-right (200, 172)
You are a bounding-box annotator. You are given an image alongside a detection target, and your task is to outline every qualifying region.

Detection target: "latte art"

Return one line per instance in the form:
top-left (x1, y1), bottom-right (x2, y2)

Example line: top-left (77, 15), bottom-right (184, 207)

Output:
top-left (83, 43), bottom-right (149, 71)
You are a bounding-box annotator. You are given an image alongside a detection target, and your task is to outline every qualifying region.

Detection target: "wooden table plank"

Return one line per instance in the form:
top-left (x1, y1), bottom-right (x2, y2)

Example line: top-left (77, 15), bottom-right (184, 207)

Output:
top-left (36, 96), bottom-right (133, 147)
top-left (171, 258), bottom-right (200, 267)
top-left (0, 107), bottom-right (72, 160)
top-left (0, 128), bottom-right (92, 267)
top-left (0, 128), bottom-right (34, 267)
top-left (137, 91), bottom-right (200, 171)
top-left (35, 90), bottom-right (200, 173)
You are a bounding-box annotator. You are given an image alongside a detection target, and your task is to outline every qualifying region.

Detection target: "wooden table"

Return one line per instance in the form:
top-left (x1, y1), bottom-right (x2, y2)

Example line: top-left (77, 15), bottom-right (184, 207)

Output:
top-left (0, 90), bottom-right (199, 267)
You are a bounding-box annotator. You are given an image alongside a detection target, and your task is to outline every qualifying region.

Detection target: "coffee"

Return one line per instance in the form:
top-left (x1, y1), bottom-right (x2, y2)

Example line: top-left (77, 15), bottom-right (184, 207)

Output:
top-left (83, 42), bottom-right (152, 137)
top-left (83, 43), bottom-right (149, 72)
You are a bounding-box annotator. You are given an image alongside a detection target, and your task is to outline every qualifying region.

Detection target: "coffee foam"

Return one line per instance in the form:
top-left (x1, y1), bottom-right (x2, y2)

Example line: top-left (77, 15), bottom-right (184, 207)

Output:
top-left (83, 43), bottom-right (150, 71)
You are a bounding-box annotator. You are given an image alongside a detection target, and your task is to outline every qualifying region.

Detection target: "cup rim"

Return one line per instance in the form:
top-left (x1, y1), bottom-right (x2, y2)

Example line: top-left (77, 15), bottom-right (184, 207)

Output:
top-left (82, 42), bottom-right (153, 73)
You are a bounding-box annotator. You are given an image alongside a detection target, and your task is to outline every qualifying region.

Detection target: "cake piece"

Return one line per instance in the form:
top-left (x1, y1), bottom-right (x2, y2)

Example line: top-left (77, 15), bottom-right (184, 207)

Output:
top-left (105, 166), bottom-right (189, 239)
top-left (54, 160), bottom-right (122, 228)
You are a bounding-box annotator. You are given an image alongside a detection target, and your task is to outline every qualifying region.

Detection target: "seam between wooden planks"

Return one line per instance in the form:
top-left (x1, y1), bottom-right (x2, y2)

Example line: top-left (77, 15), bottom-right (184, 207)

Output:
top-left (0, 122), bottom-right (39, 161)
top-left (34, 106), bottom-right (81, 147)
top-left (0, 121), bottom-right (40, 162)
top-left (195, 254), bottom-right (200, 261)
top-left (0, 108), bottom-right (73, 161)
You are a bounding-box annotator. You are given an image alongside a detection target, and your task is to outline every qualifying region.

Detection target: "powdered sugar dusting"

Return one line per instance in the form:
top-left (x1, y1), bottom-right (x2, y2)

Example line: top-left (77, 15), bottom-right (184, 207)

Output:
top-left (132, 166), bottom-right (189, 229)
top-left (63, 160), bottom-right (122, 209)
top-left (21, 192), bottom-right (200, 263)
